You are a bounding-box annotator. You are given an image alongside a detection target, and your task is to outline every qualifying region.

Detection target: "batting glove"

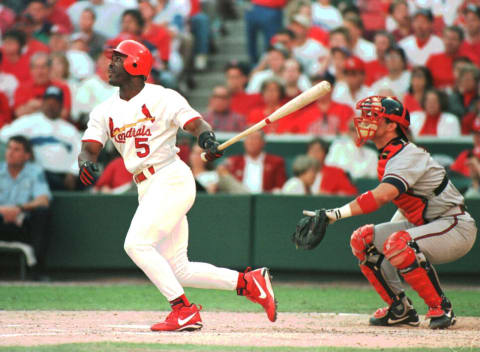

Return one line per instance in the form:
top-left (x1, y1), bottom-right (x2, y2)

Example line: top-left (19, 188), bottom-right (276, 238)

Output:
top-left (198, 130), bottom-right (224, 161)
top-left (79, 161), bottom-right (99, 186)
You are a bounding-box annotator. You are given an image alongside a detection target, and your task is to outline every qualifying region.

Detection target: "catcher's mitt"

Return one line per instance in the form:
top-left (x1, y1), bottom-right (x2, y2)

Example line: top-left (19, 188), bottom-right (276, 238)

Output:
top-left (291, 209), bottom-right (329, 250)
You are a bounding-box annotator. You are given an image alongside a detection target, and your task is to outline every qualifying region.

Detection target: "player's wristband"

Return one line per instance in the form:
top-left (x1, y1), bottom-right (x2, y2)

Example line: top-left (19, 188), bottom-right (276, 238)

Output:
top-left (198, 130), bottom-right (216, 149)
top-left (332, 204), bottom-right (352, 220)
top-left (356, 191), bottom-right (379, 214)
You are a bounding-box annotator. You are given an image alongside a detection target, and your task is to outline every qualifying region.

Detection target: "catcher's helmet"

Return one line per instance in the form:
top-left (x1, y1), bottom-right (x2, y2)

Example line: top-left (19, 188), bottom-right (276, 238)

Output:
top-left (354, 96), bottom-right (410, 146)
top-left (111, 39), bottom-right (153, 78)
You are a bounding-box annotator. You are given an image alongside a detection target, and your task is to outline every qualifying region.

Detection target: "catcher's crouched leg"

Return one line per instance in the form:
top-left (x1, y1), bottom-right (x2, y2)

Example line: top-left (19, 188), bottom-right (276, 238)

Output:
top-left (384, 231), bottom-right (456, 329)
top-left (350, 225), bottom-right (419, 326)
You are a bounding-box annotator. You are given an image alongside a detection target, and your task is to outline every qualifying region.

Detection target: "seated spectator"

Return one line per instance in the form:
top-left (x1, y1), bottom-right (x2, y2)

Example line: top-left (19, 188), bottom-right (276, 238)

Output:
top-left (0, 2), bottom-right (15, 33)
top-left (385, 0), bottom-right (411, 41)
top-left (281, 155), bottom-right (318, 195)
top-left (226, 130), bottom-right (286, 193)
top-left (371, 46), bottom-right (410, 100)
top-left (306, 138), bottom-right (357, 195)
top-left (1, 86), bottom-right (81, 191)
top-left (311, 0), bottom-right (342, 30)
top-left (0, 51), bottom-right (19, 109)
top-left (45, 0), bottom-right (74, 35)
top-left (320, 46), bottom-right (350, 85)
top-left (76, 8), bottom-right (107, 60)
top-left (464, 149), bottom-right (480, 198)
top-left (0, 29), bottom-right (32, 83)
top-left (282, 58), bottom-right (311, 99)
top-left (325, 121), bottom-right (378, 179)
top-left (410, 89), bottom-right (461, 137)
top-left (204, 85), bottom-right (246, 132)
top-left (403, 66), bottom-right (433, 113)
top-left (364, 30), bottom-right (393, 86)
top-left (93, 157), bottom-right (133, 194)
top-left (450, 117), bottom-right (480, 177)
top-left (0, 91), bottom-right (11, 128)
top-left (0, 135), bottom-right (51, 281)
top-left (426, 26), bottom-right (475, 89)
top-left (399, 8), bottom-right (444, 66)
top-left (224, 60), bottom-right (264, 118)
top-left (343, 13), bottom-right (376, 63)
top-left (24, 0), bottom-right (55, 44)
top-left (460, 4), bottom-right (480, 67)
top-left (14, 52), bottom-right (72, 120)
top-left (331, 56), bottom-right (373, 109)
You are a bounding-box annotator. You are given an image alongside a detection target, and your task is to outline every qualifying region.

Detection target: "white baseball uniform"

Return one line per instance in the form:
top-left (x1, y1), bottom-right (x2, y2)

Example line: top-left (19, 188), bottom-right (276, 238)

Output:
top-left (82, 83), bottom-right (238, 300)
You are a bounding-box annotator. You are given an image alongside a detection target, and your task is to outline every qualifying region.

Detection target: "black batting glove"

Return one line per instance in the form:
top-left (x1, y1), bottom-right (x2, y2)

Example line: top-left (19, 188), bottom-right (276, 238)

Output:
top-left (198, 130), bottom-right (224, 161)
top-left (79, 161), bottom-right (99, 186)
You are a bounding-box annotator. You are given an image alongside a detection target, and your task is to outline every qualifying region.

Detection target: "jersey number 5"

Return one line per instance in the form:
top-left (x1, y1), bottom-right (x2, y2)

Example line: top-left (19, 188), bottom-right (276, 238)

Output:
top-left (135, 137), bottom-right (150, 158)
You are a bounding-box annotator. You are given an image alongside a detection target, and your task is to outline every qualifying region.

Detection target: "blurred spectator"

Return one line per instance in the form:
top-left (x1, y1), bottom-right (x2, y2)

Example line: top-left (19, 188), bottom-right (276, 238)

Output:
top-left (67, 0), bottom-right (126, 38)
top-left (306, 138), bottom-right (357, 195)
top-left (49, 53), bottom-right (78, 106)
top-left (364, 30), bottom-right (393, 86)
top-left (464, 148), bottom-right (480, 198)
top-left (204, 85), bottom-right (246, 132)
top-left (371, 46), bottom-right (410, 99)
top-left (311, 0), bottom-right (342, 30)
top-left (450, 117), bottom-right (480, 177)
top-left (410, 88), bottom-right (461, 137)
top-left (320, 46), bottom-right (350, 84)
top-left (76, 8), bottom-right (107, 59)
top-left (0, 29), bottom-right (32, 83)
top-left (403, 65), bottom-right (433, 113)
top-left (426, 26), bottom-right (475, 89)
top-left (386, 0), bottom-right (411, 41)
top-left (224, 60), bottom-right (263, 118)
top-left (248, 79), bottom-right (288, 133)
top-left (331, 56), bottom-right (373, 109)
top-left (281, 155), bottom-right (318, 194)
top-left (0, 91), bottom-right (11, 128)
top-left (13, 52), bottom-right (72, 120)
top-left (282, 58), bottom-right (311, 99)
top-left (46, 0), bottom-right (73, 34)
top-left (447, 64), bottom-right (480, 132)
top-left (460, 4), bottom-right (480, 67)
top-left (0, 2), bottom-right (15, 34)
top-left (289, 14), bottom-right (328, 77)
top-left (93, 156), bottom-right (133, 194)
top-left (271, 28), bottom-right (295, 53)
top-left (48, 24), bottom-right (70, 53)
top-left (343, 13), bottom-right (376, 63)
top-left (226, 130), bottom-right (286, 193)
top-left (245, 0), bottom-right (286, 64)
top-left (189, 1), bottom-right (212, 72)
top-left (325, 121), bottom-right (378, 179)
top-left (71, 53), bottom-right (116, 129)
top-left (1, 86), bottom-right (81, 191)
top-left (0, 51), bottom-right (18, 109)
top-left (66, 33), bottom-right (96, 82)
top-left (399, 8), bottom-right (444, 66)
top-left (246, 44), bottom-right (289, 93)
top-left (328, 26), bottom-right (351, 49)
top-left (0, 135), bottom-right (51, 281)
top-left (24, 0), bottom-right (54, 44)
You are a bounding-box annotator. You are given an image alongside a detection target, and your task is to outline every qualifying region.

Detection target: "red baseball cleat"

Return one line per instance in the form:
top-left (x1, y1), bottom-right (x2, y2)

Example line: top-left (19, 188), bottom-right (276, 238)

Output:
top-left (244, 267), bottom-right (277, 322)
top-left (150, 303), bottom-right (203, 332)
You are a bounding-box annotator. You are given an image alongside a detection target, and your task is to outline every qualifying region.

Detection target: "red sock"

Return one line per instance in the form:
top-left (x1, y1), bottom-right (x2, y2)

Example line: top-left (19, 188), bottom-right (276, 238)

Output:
top-left (170, 294), bottom-right (190, 309)
top-left (236, 272), bottom-right (246, 295)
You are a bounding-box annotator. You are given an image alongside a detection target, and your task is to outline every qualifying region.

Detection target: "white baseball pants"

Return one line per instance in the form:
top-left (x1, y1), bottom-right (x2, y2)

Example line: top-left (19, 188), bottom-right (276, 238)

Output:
top-left (124, 158), bottom-right (239, 301)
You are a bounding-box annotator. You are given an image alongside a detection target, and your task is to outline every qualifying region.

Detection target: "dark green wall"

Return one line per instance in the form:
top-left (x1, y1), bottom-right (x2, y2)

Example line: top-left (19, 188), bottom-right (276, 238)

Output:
top-left (45, 193), bottom-right (480, 274)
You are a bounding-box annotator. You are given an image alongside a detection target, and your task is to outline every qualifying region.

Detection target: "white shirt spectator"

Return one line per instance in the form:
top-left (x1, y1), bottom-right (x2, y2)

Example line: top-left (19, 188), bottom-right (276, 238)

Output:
top-left (72, 75), bottom-right (117, 122)
top-left (371, 71), bottom-right (411, 100)
top-left (246, 69), bottom-right (311, 94)
top-left (293, 38), bottom-right (328, 77)
top-left (325, 136), bottom-right (378, 179)
top-left (399, 34), bottom-right (445, 66)
top-left (0, 112), bottom-right (81, 174)
top-left (311, 3), bottom-right (343, 30)
top-left (332, 81), bottom-right (374, 110)
top-left (66, 50), bottom-right (95, 82)
top-left (281, 177), bottom-right (306, 194)
top-left (243, 153), bottom-right (265, 193)
top-left (409, 111), bottom-right (461, 137)
top-left (0, 71), bottom-right (18, 107)
top-left (353, 38), bottom-right (377, 63)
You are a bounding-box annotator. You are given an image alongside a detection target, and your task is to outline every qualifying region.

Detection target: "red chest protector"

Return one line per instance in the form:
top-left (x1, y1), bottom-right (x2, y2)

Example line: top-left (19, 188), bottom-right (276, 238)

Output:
top-left (377, 139), bottom-right (427, 226)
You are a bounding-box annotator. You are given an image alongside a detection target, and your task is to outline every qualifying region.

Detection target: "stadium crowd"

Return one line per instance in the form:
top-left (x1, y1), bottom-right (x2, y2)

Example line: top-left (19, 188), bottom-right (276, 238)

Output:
top-left (0, 0), bottom-right (480, 201)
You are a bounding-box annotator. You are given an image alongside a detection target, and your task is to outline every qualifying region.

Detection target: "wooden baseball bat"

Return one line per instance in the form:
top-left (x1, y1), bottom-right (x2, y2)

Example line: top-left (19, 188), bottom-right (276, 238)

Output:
top-left (201, 80), bottom-right (331, 162)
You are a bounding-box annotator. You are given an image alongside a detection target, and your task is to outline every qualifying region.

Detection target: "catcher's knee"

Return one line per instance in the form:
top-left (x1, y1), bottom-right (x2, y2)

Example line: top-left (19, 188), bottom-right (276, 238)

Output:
top-left (350, 224), bottom-right (374, 262)
top-left (383, 231), bottom-right (417, 269)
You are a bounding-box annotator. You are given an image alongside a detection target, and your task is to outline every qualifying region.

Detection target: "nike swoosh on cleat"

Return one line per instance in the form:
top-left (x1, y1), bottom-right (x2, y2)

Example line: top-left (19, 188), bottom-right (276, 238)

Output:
top-left (253, 277), bottom-right (267, 299)
top-left (178, 312), bottom-right (197, 326)
top-left (387, 316), bottom-right (411, 325)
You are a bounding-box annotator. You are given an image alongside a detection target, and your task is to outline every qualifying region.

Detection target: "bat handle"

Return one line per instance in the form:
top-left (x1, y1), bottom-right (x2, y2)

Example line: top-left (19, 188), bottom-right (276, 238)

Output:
top-left (200, 152), bottom-right (208, 162)
top-left (303, 210), bottom-right (316, 217)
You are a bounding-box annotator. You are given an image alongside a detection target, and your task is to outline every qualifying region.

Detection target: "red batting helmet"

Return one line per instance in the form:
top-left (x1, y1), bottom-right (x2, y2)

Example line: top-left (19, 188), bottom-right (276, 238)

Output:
top-left (354, 96), bottom-right (410, 146)
top-left (111, 40), bottom-right (153, 78)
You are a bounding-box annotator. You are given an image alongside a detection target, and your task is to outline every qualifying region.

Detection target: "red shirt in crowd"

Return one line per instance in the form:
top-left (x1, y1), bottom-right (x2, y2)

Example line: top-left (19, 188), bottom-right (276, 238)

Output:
top-left (94, 157), bottom-right (133, 190)
top-left (247, 104), bottom-right (293, 133)
top-left (308, 26), bottom-right (329, 47)
top-left (0, 91), bottom-right (11, 129)
top-left (419, 113), bottom-right (440, 136)
top-left (460, 40), bottom-right (480, 67)
top-left (230, 91), bottom-right (263, 118)
top-left (0, 40), bottom-right (50, 82)
top-left (403, 93), bottom-right (423, 113)
top-left (317, 165), bottom-right (358, 196)
top-left (364, 59), bottom-right (388, 87)
top-left (142, 24), bottom-right (171, 62)
top-left (426, 48), bottom-right (478, 88)
top-left (450, 150), bottom-right (471, 176)
top-left (14, 80), bottom-right (72, 116)
top-left (47, 6), bottom-right (73, 33)
top-left (252, 0), bottom-right (287, 7)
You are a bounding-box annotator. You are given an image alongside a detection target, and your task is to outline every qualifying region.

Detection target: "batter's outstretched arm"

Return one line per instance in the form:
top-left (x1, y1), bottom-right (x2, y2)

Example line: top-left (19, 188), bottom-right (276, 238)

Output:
top-left (184, 118), bottom-right (223, 161)
top-left (78, 141), bottom-right (103, 186)
top-left (304, 183), bottom-right (400, 224)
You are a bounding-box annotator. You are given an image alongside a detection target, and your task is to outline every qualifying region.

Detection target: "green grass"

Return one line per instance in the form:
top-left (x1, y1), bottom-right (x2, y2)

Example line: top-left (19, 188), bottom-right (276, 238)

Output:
top-left (0, 283), bottom-right (479, 316)
top-left (0, 343), bottom-right (478, 352)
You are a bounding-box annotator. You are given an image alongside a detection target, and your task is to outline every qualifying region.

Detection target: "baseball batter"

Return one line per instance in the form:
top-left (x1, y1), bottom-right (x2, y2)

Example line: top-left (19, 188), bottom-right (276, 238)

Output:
top-left (304, 96), bottom-right (477, 329)
top-left (77, 40), bottom-right (277, 332)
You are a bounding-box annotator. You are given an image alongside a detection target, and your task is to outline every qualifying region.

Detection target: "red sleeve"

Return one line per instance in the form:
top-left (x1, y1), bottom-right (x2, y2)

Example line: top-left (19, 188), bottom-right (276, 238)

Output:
top-left (13, 85), bottom-right (33, 110)
top-left (272, 156), bottom-right (287, 189)
top-left (321, 166), bottom-right (358, 195)
top-left (0, 92), bottom-right (12, 129)
top-left (450, 150), bottom-right (470, 177)
top-left (95, 161), bottom-right (116, 188)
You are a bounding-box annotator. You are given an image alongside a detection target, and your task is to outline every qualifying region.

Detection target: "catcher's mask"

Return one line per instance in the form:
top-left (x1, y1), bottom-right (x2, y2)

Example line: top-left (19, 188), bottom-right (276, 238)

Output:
top-left (353, 96), bottom-right (410, 146)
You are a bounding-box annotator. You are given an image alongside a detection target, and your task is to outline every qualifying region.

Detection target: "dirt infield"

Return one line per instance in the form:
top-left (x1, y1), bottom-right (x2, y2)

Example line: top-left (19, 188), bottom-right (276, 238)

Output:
top-left (1, 311), bottom-right (479, 349)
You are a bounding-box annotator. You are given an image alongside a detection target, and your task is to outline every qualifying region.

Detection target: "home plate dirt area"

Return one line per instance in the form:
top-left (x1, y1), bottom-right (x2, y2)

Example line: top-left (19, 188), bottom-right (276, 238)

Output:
top-left (1, 311), bottom-right (479, 349)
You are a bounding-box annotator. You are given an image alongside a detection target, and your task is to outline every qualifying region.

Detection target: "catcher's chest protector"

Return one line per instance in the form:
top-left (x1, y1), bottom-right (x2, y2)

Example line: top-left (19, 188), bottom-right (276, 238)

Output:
top-left (377, 139), bottom-right (427, 226)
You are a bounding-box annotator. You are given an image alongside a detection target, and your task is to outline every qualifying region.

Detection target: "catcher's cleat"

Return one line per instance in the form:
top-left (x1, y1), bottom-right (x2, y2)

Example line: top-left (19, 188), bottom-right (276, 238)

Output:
top-left (369, 295), bottom-right (420, 327)
top-left (428, 296), bottom-right (456, 330)
top-left (243, 267), bottom-right (277, 322)
top-left (151, 303), bottom-right (203, 332)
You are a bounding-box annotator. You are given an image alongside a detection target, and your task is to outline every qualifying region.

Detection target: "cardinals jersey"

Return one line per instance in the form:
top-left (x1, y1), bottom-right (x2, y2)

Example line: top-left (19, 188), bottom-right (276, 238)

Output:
top-left (82, 83), bottom-right (201, 174)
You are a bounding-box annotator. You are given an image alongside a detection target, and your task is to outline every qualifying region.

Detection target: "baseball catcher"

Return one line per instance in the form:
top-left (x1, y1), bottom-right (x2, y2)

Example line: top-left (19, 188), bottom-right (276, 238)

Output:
top-left (298, 96), bottom-right (477, 329)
